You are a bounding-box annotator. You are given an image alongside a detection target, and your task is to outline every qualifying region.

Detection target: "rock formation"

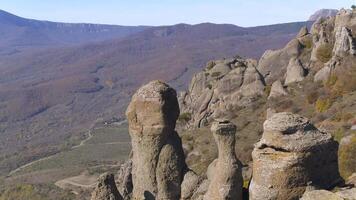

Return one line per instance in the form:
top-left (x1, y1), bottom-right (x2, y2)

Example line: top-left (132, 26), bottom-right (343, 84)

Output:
top-left (91, 173), bottom-right (123, 200)
top-left (249, 112), bottom-right (341, 200)
top-left (204, 120), bottom-right (243, 200)
top-left (268, 80), bottom-right (288, 99)
top-left (308, 9), bottom-right (338, 21)
top-left (333, 27), bottom-right (356, 57)
top-left (117, 160), bottom-right (133, 200)
top-left (301, 188), bottom-right (356, 200)
top-left (179, 58), bottom-right (265, 127)
top-left (125, 80), bottom-right (186, 200)
top-left (285, 57), bottom-right (306, 84)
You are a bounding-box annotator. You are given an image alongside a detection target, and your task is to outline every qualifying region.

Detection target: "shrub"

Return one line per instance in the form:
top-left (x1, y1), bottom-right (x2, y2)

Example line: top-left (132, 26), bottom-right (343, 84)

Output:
top-left (211, 72), bottom-right (221, 78)
top-left (306, 91), bottom-right (319, 104)
top-left (316, 43), bottom-right (333, 63)
top-left (264, 85), bottom-right (272, 97)
top-left (339, 134), bottom-right (356, 179)
top-left (315, 98), bottom-right (331, 112)
top-left (352, 5), bottom-right (356, 10)
top-left (206, 61), bottom-right (215, 70)
top-left (324, 74), bottom-right (338, 88)
top-left (178, 112), bottom-right (192, 122)
top-left (302, 37), bottom-right (313, 49)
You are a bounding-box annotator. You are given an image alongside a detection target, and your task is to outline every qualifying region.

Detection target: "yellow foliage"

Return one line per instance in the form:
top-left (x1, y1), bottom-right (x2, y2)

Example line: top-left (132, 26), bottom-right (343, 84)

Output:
top-left (339, 134), bottom-right (356, 179)
top-left (315, 98), bottom-right (331, 112)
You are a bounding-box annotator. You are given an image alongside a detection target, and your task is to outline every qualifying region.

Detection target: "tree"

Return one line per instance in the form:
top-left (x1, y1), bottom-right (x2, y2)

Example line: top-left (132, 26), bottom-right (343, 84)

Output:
top-left (352, 5), bottom-right (356, 10)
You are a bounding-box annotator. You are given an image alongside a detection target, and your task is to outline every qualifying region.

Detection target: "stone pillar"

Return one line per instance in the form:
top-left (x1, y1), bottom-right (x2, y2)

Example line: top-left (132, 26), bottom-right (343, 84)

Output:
top-left (125, 80), bottom-right (186, 200)
top-left (91, 173), bottom-right (123, 200)
top-left (204, 120), bottom-right (243, 200)
top-left (249, 112), bottom-right (341, 200)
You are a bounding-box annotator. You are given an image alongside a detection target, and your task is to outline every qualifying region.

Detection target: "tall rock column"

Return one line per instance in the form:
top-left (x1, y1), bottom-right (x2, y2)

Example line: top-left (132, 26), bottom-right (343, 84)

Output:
top-left (249, 112), bottom-right (341, 200)
top-left (125, 80), bottom-right (186, 200)
top-left (204, 120), bottom-right (243, 200)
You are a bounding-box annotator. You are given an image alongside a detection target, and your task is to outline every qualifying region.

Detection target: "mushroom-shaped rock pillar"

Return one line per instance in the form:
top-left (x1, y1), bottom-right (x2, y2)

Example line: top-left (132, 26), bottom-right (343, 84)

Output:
top-left (125, 80), bottom-right (186, 200)
top-left (204, 120), bottom-right (243, 200)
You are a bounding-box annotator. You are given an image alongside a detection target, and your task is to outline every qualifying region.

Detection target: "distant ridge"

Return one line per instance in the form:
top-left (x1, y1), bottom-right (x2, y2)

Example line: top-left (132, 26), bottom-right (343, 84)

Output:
top-left (308, 9), bottom-right (338, 21)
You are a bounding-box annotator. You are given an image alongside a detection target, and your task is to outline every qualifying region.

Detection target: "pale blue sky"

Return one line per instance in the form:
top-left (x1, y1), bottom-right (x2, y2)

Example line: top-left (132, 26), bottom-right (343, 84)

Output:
top-left (0, 0), bottom-right (354, 27)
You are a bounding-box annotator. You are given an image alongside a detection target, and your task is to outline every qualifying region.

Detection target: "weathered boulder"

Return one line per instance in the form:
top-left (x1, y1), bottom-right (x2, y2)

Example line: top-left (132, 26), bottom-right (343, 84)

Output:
top-left (301, 190), bottom-right (344, 200)
top-left (204, 120), bottom-right (243, 200)
top-left (116, 160), bottom-right (133, 200)
top-left (180, 170), bottom-right (202, 200)
top-left (126, 80), bottom-right (186, 200)
top-left (285, 57), bottom-right (306, 84)
top-left (257, 38), bottom-right (303, 84)
top-left (297, 26), bottom-right (309, 38)
top-left (301, 188), bottom-right (356, 200)
top-left (249, 112), bottom-right (341, 200)
top-left (268, 80), bottom-right (288, 99)
top-left (179, 58), bottom-right (265, 128)
top-left (333, 27), bottom-right (356, 57)
top-left (336, 188), bottom-right (356, 200)
top-left (91, 173), bottom-right (123, 200)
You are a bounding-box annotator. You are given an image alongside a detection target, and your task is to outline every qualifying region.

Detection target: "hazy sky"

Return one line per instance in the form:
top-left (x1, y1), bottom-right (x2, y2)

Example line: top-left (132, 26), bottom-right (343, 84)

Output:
top-left (0, 0), bottom-right (354, 27)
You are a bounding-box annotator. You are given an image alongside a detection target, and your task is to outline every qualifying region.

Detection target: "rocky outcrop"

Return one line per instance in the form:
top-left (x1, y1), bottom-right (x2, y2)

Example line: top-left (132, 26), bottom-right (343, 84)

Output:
top-left (258, 39), bottom-right (303, 84)
top-left (204, 120), bottom-right (243, 200)
top-left (180, 171), bottom-right (202, 200)
top-left (125, 80), bottom-right (186, 200)
top-left (285, 57), bottom-right (307, 84)
top-left (301, 188), bottom-right (356, 200)
top-left (333, 27), bottom-right (356, 57)
top-left (301, 190), bottom-right (344, 200)
top-left (179, 58), bottom-right (265, 128)
top-left (249, 112), bottom-right (341, 200)
top-left (268, 80), bottom-right (288, 99)
top-left (91, 173), bottom-right (123, 200)
top-left (309, 9), bottom-right (338, 21)
top-left (116, 160), bottom-right (133, 200)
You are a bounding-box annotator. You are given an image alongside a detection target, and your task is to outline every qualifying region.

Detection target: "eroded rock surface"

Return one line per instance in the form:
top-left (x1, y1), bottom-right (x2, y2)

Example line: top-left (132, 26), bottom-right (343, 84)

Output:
top-left (91, 173), bottom-right (123, 200)
top-left (249, 112), bottom-right (341, 200)
top-left (126, 80), bottom-right (186, 200)
top-left (204, 120), bottom-right (243, 200)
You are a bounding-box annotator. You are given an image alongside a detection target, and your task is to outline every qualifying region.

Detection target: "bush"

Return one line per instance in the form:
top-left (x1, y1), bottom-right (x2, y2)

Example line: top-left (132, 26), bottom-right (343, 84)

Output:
top-left (206, 61), bottom-right (215, 70)
top-left (306, 91), bottom-right (319, 104)
top-left (316, 43), bottom-right (333, 63)
top-left (211, 72), bottom-right (221, 78)
top-left (324, 74), bottom-right (338, 88)
top-left (315, 98), bottom-right (331, 112)
top-left (178, 112), bottom-right (192, 122)
top-left (264, 85), bottom-right (271, 97)
top-left (339, 134), bottom-right (356, 179)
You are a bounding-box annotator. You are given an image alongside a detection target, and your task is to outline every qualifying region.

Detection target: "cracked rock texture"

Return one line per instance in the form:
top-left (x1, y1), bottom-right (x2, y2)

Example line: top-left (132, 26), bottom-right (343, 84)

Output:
top-left (125, 80), bottom-right (186, 200)
top-left (204, 120), bottom-right (243, 200)
top-left (91, 173), bottom-right (123, 200)
top-left (179, 58), bottom-right (265, 128)
top-left (249, 112), bottom-right (341, 200)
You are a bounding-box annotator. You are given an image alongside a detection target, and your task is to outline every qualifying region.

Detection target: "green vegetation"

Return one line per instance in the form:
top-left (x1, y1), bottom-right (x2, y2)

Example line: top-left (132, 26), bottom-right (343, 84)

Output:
top-left (306, 91), bottom-right (319, 104)
top-left (315, 98), bottom-right (331, 113)
top-left (316, 43), bottom-right (333, 63)
top-left (339, 134), bottom-right (356, 179)
top-left (0, 184), bottom-right (74, 200)
top-left (178, 112), bottom-right (192, 122)
top-left (264, 85), bottom-right (272, 96)
top-left (211, 71), bottom-right (221, 78)
top-left (11, 125), bottom-right (131, 176)
top-left (352, 5), bottom-right (356, 10)
top-left (205, 61), bottom-right (215, 70)
top-left (302, 37), bottom-right (313, 49)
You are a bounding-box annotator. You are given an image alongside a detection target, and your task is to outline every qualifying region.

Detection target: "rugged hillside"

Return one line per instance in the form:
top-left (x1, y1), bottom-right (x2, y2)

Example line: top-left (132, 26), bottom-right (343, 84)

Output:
top-left (0, 9), bottom-right (148, 55)
top-left (178, 8), bottom-right (356, 182)
top-left (0, 15), bottom-right (313, 176)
